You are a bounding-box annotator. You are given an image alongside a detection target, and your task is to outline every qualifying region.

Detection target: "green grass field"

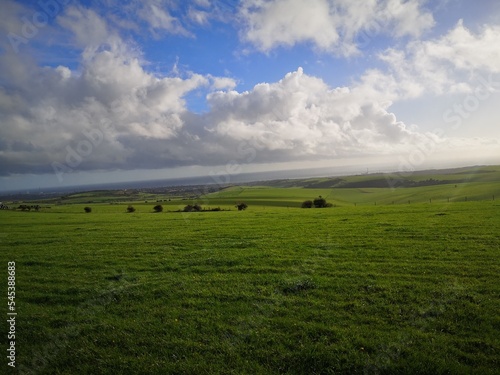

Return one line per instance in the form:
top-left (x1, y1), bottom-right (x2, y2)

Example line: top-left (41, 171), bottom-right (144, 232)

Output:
top-left (1, 167), bottom-right (500, 374)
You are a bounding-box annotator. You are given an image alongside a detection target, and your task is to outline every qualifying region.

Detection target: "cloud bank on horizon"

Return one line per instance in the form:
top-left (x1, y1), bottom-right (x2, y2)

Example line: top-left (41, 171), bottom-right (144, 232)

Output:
top-left (1, 0), bottom-right (499, 188)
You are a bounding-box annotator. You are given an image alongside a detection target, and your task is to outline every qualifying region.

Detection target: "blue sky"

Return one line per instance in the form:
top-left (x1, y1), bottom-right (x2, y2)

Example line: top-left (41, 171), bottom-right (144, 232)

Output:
top-left (1, 0), bottom-right (499, 191)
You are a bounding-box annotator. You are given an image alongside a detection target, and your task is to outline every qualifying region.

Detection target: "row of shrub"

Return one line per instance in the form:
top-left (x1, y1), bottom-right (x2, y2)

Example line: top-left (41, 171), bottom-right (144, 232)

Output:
top-left (18, 204), bottom-right (41, 211)
top-left (180, 204), bottom-right (226, 212)
top-left (85, 205), bottom-right (138, 213)
top-left (301, 196), bottom-right (333, 208)
top-left (84, 203), bottom-right (247, 213)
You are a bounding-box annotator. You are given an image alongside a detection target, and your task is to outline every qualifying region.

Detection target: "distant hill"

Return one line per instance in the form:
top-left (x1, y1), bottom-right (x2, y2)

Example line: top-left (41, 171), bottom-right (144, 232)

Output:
top-left (2, 165), bottom-right (499, 205)
top-left (244, 165), bottom-right (500, 189)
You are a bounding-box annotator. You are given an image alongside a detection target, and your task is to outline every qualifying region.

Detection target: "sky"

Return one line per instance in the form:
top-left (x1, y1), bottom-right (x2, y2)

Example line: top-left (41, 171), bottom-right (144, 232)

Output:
top-left (0, 0), bottom-right (499, 192)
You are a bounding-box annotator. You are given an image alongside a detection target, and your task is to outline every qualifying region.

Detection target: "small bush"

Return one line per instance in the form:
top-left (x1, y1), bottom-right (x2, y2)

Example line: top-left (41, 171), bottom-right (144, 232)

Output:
top-left (153, 204), bottom-right (163, 213)
top-left (127, 205), bottom-right (136, 213)
top-left (301, 200), bottom-right (313, 208)
top-left (236, 203), bottom-right (248, 211)
top-left (183, 204), bottom-right (202, 212)
top-left (313, 196), bottom-right (328, 208)
top-left (84, 207), bottom-right (92, 213)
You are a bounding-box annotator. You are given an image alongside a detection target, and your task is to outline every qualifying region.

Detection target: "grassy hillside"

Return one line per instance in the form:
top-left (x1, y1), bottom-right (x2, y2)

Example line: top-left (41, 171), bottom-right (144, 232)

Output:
top-left (1, 200), bottom-right (499, 374)
top-left (256, 165), bottom-right (500, 188)
top-left (204, 165), bottom-right (500, 207)
top-left (205, 182), bottom-right (499, 208)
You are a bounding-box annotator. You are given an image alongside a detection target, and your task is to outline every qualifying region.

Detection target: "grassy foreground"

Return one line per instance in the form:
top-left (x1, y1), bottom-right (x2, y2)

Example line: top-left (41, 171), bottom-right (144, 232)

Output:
top-left (1, 200), bottom-right (499, 374)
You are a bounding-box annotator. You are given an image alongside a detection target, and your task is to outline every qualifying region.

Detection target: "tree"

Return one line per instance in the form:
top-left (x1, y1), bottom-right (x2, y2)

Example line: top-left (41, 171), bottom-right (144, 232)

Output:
top-left (84, 207), bottom-right (92, 213)
top-left (313, 196), bottom-right (328, 208)
top-left (153, 204), bottom-right (163, 213)
top-left (301, 200), bottom-right (313, 208)
top-left (236, 203), bottom-right (248, 211)
top-left (127, 205), bottom-right (136, 213)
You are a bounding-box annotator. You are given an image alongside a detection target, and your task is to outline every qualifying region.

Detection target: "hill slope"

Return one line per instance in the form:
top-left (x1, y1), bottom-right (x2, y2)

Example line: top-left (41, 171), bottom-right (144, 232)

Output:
top-left (205, 165), bottom-right (500, 207)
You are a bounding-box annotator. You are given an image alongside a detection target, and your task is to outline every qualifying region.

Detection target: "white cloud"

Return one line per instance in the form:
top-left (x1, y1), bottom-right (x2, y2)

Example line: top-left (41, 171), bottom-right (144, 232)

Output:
top-left (209, 76), bottom-right (238, 90)
top-left (240, 0), bottom-right (341, 52)
top-left (382, 0), bottom-right (435, 38)
top-left (87, 0), bottom-right (236, 38)
top-left (188, 7), bottom-right (210, 25)
top-left (206, 68), bottom-right (436, 160)
top-left (58, 6), bottom-right (114, 49)
top-left (416, 19), bottom-right (500, 74)
top-left (62, 0), bottom-right (194, 40)
top-left (373, 20), bottom-right (500, 98)
top-left (239, 0), bottom-right (435, 55)
top-left (138, 2), bottom-right (190, 37)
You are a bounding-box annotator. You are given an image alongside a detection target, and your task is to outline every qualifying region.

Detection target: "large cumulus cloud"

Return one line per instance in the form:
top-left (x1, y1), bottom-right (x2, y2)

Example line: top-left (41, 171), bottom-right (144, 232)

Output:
top-left (206, 68), bottom-right (433, 161)
top-left (0, 47), bottom-right (436, 176)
